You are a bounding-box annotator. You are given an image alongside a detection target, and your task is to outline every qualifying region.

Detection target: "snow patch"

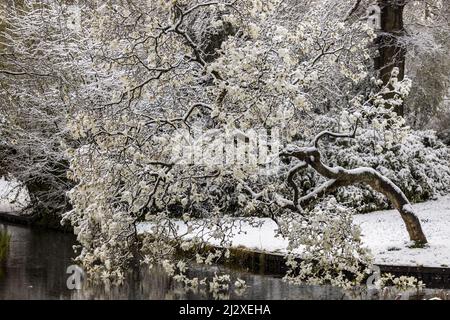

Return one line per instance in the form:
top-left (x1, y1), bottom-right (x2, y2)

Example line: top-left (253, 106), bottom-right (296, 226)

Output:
top-left (0, 177), bottom-right (30, 213)
top-left (354, 195), bottom-right (450, 267)
top-left (138, 195), bottom-right (450, 268)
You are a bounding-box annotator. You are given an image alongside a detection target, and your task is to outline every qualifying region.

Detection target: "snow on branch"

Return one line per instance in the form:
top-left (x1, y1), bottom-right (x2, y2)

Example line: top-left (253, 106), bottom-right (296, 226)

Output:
top-left (280, 126), bottom-right (428, 246)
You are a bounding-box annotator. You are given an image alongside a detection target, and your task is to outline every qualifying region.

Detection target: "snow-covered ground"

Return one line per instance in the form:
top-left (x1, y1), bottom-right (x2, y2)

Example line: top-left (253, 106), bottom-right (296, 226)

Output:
top-left (0, 177), bottom-right (30, 212)
top-left (354, 195), bottom-right (450, 267)
top-left (138, 195), bottom-right (450, 268)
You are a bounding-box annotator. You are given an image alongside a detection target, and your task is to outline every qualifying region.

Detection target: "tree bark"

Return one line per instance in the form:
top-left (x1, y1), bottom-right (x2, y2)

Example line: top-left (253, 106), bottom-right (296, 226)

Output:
top-left (375, 0), bottom-right (407, 116)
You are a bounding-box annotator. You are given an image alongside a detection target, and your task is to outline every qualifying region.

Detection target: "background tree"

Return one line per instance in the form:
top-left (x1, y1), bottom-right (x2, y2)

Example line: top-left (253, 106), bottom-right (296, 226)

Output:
top-left (404, 0), bottom-right (450, 131)
top-left (0, 1), bottom-right (85, 225)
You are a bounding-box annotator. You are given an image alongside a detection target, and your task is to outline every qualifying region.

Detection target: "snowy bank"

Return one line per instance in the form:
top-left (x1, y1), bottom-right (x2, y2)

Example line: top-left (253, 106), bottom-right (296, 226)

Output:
top-left (138, 195), bottom-right (450, 268)
top-left (353, 195), bottom-right (450, 268)
top-left (0, 177), bottom-right (30, 213)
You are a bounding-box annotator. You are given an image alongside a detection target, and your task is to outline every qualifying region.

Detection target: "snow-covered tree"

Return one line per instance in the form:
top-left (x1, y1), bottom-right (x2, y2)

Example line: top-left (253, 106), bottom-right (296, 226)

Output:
top-left (0, 0), bottom-right (117, 222)
top-left (54, 0), bottom-right (432, 287)
top-left (2, 0), bottom-right (449, 289)
top-left (0, 1), bottom-right (78, 221)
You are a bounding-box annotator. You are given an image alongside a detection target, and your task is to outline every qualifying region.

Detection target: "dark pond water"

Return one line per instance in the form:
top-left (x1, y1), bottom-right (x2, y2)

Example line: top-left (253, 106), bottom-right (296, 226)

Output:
top-left (0, 222), bottom-right (449, 300)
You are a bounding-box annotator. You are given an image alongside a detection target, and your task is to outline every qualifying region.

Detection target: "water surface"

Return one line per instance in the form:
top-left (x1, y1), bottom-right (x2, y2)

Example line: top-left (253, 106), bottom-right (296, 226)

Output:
top-left (0, 223), bottom-right (448, 300)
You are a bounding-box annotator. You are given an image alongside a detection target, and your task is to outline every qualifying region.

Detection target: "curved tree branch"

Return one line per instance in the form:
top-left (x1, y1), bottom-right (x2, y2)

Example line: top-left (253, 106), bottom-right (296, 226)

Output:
top-left (281, 127), bottom-right (428, 246)
top-left (313, 120), bottom-right (359, 148)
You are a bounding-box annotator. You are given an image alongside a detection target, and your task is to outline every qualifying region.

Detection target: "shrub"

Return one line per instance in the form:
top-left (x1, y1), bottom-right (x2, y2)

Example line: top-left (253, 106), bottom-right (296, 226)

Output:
top-left (328, 130), bottom-right (450, 212)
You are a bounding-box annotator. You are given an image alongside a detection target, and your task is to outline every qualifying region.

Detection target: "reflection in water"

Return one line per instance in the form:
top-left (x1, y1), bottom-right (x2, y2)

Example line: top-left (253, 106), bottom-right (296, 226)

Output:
top-left (0, 226), bottom-right (11, 280)
top-left (0, 223), bottom-right (75, 299)
top-left (69, 265), bottom-right (353, 300)
top-left (0, 223), bottom-right (449, 300)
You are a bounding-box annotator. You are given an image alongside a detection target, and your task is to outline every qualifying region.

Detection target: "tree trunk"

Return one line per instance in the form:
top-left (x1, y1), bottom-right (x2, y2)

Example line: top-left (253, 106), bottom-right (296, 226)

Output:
top-left (375, 0), bottom-right (407, 116)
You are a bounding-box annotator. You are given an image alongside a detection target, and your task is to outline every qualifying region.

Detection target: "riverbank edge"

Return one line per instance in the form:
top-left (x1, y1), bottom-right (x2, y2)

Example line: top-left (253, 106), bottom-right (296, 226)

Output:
top-left (0, 211), bottom-right (72, 232)
top-left (2, 211), bottom-right (449, 289)
top-left (141, 230), bottom-right (450, 289)
top-left (210, 245), bottom-right (450, 289)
